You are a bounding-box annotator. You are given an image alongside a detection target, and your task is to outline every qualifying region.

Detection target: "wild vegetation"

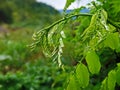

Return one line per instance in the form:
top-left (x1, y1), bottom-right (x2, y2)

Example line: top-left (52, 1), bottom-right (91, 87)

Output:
top-left (0, 0), bottom-right (120, 90)
top-left (0, 0), bottom-right (64, 90)
top-left (0, 0), bottom-right (60, 27)
top-left (30, 0), bottom-right (120, 90)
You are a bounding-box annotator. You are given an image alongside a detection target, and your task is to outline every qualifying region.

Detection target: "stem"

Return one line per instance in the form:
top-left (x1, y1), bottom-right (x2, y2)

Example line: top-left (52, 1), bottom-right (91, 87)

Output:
top-left (37, 13), bottom-right (92, 34)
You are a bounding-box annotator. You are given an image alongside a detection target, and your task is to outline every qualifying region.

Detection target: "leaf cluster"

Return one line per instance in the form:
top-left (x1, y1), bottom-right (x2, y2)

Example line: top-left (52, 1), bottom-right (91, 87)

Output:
top-left (30, 0), bottom-right (120, 89)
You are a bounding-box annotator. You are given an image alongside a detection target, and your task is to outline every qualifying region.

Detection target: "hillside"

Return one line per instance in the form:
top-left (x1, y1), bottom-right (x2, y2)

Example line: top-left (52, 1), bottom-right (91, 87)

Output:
top-left (0, 0), bottom-right (60, 27)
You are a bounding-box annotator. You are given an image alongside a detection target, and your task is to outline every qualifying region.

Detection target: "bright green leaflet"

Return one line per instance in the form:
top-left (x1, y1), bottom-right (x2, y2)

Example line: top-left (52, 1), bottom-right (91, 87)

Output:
top-left (104, 32), bottom-right (119, 50)
top-left (100, 70), bottom-right (116, 90)
top-left (116, 63), bottom-right (120, 85)
top-left (76, 63), bottom-right (89, 88)
top-left (100, 78), bottom-right (108, 90)
top-left (107, 70), bottom-right (116, 90)
top-left (85, 50), bottom-right (101, 74)
top-left (67, 74), bottom-right (80, 90)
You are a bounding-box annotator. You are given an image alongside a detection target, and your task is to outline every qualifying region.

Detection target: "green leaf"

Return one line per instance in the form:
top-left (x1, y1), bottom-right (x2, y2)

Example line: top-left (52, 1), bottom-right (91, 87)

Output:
top-left (116, 63), bottom-right (120, 85)
top-left (100, 70), bottom-right (116, 90)
top-left (85, 50), bottom-right (101, 74)
top-left (116, 44), bottom-right (120, 53)
top-left (64, 0), bottom-right (75, 10)
top-left (90, 13), bottom-right (98, 26)
top-left (67, 74), bottom-right (80, 90)
top-left (76, 63), bottom-right (89, 88)
top-left (101, 9), bottom-right (108, 21)
top-left (107, 70), bottom-right (116, 90)
top-left (104, 32), bottom-right (119, 50)
top-left (100, 78), bottom-right (108, 90)
top-left (81, 13), bottom-right (97, 37)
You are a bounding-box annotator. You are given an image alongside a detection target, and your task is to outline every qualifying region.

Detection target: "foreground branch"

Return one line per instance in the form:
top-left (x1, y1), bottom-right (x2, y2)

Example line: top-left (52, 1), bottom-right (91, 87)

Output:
top-left (37, 13), bottom-right (92, 34)
top-left (37, 13), bottom-right (120, 34)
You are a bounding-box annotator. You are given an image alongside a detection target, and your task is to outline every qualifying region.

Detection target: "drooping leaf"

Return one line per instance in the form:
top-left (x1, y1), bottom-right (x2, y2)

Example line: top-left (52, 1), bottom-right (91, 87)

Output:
top-left (90, 13), bottom-right (98, 26)
top-left (101, 9), bottom-right (108, 21)
top-left (64, 0), bottom-right (75, 11)
top-left (81, 13), bottom-right (97, 38)
top-left (100, 9), bottom-right (109, 30)
top-left (67, 74), bottom-right (80, 90)
top-left (116, 63), bottom-right (120, 85)
top-left (85, 50), bottom-right (101, 74)
top-left (76, 63), bottom-right (89, 88)
top-left (107, 70), bottom-right (116, 90)
top-left (60, 30), bottom-right (66, 38)
top-left (104, 32), bottom-right (119, 50)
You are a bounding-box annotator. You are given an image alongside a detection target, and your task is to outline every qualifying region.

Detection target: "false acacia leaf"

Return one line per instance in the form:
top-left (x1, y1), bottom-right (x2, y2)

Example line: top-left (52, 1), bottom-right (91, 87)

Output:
top-left (85, 50), bottom-right (101, 74)
top-left (76, 63), bottom-right (89, 88)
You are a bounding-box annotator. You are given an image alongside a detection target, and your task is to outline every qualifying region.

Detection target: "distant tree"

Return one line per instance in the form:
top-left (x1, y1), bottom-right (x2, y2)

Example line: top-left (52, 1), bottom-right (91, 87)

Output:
top-left (0, 0), bottom-right (13, 24)
top-left (0, 0), bottom-right (59, 25)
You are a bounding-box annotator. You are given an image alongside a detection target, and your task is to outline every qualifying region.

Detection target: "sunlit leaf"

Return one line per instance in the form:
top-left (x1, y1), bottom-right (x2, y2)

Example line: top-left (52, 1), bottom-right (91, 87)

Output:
top-left (76, 63), bottom-right (89, 88)
top-left (100, 70), bottom-right (116, 90)
top-left (85, 50), bottom-right (101, 74)
top-left (100, 78), bottom-right (108, 90)
top-left (67, 74), bottom-right (80, 90)
top-left (104, 32), bottom-right (119, 50)
top-left (107, 70), bottom-right (116, 90)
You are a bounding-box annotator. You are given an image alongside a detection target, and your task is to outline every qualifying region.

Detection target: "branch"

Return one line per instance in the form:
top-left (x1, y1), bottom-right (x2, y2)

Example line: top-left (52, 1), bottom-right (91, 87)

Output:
top-left (36, 13), bottom-right (120, 34)
top-left (37, 13), bottom-right (92, 34)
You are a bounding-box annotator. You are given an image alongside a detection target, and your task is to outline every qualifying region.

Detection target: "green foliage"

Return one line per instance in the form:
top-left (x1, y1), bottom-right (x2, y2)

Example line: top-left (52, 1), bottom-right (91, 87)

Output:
top-left (100, 70), bottom-right (116, 90)
top-left (76, 63), bottom-right (89, 88)
top-left (67, 74), bottom-right (79, 90)
top-left (85, 50), bottom-right (101, 74)
top-left (64, 0), bottom-right (75, 10)
top-left (107, 70), bottom-right (116, 90)
top-left (0, 1), bottom-right (13, 23)
top-left (116, 63), bottom-right (120, 85)
top-left (104, 32), bottom-right (119, 50)
top-left (0, 0), bottom-right (60, 27)
top-left (30, 0), bottom-right (120, 89)
top-left (0, 60), bottom-right (68, 90)
top-left (100, 0), bottom-right (120, 22)
top-left (67, 63), bottom-right (89, 90)
top-left (100, 78), bottom-right (108, 90)
top-left (0, 40), bottom-right (30, 73)
top-left (1, 0), bottom-right (119, 89)
top-left (0, 1), bottom-right (63, 90)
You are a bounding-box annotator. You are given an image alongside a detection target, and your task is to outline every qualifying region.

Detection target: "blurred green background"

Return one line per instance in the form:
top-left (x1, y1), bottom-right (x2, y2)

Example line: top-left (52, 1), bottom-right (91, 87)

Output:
top-left (0, 0), bottom-right (69, 90)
